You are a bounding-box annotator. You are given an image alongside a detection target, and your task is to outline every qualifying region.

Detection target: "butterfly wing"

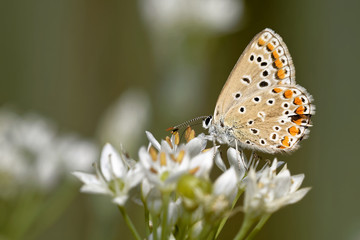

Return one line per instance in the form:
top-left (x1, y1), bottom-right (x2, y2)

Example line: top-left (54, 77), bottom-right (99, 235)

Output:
top-left (224, 85), bottom-right (314, 153)
top-left (212, 28), bottom-right (314, 153)
top-left (213, 28), bottom-right (296, 123)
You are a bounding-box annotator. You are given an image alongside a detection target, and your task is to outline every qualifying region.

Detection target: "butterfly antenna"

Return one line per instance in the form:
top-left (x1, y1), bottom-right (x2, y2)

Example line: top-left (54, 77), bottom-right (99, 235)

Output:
top-left (166, 116), bottom-right (209, 133)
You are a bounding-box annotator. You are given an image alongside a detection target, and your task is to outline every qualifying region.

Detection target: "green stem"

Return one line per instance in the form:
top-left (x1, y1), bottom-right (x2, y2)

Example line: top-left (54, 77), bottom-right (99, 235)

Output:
top-left (245, 213), bottom-right (271, 240)
top-left (233, 214), bottom-right (257, 240)
top-left (161, 194), bottom-right (170, 240)
top-left (177, 224), bottom-right (187, 240)
top-left (176, 210), bottom-right (190, 240)
top-left (197, 220), bottom-right (214, 240)
top-left (152, 214), bottom-right (159, 240)
top-left (118, 206), bottom-right (141, 240)
top-left (144, 205), bottom-right (150, 237)
top-left (215, 188), bottom-right (244, 238)
top-left (206, 228), bottom-right (216, 240)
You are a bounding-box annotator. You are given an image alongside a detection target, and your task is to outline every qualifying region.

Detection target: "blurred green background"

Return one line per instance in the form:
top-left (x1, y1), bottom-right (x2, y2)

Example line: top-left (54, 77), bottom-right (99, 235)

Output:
top-left (1, 0), bottom-right (360, 239)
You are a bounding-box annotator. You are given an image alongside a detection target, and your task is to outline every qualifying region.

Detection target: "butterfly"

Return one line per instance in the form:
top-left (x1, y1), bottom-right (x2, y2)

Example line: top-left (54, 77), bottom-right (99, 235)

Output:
top-left (200, 28), bottom-right (315, 154)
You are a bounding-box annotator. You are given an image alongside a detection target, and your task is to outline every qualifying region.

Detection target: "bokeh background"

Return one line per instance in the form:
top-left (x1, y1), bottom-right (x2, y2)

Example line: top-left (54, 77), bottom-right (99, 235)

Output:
top-left (1, 0), bottom-right (359, 239)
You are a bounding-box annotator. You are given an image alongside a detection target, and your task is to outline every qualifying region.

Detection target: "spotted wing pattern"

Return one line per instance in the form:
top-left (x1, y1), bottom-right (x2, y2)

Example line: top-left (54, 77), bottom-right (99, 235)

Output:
top-left (212, 28), bottom-right (314, 153)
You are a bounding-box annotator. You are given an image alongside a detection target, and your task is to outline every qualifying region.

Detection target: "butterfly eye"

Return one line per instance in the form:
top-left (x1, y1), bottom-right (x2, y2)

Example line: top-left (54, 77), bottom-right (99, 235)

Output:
top-left (202, 115), bottom-right (213, 129)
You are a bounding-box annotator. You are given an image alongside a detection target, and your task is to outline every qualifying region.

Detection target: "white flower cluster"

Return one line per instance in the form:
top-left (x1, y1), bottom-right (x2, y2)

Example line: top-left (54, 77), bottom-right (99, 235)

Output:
top-left (0, 110), bottom-right (98, 197)
top-left (74, 128), bottom-right (309, 240)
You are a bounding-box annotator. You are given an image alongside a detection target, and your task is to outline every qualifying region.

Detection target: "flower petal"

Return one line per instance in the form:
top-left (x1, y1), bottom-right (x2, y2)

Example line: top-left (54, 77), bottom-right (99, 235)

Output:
top-left (214, 152), bottom-right (227, 172)
top-left (290, 174), bottom-right (305, 192)
top-left (213, 167), bottom-right (238, 201)
top-left (286, 187), bottom-right (311, 204)
top-left (100, 144), bottom-right (126, 181)
top-left (146, 131), bottom-right (161, 151)
top-left (73, 172), bottom-right (110, 194)
top-left (273, 168), bottom-right (291, 198)
top-left (113, 195), bottom-right (129, 206)
top-left (227, 148), bottom-right (246, 179)
top-left (185, 137), bottom-right (206, 157)
top-left (190, 147), bottom-right (215, 177)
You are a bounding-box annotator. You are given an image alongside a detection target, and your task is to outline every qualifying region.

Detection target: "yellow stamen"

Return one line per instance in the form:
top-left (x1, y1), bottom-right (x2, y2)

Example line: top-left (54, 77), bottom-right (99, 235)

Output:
top-left (176, 150), bottom-right (185, 163)
top-left (149, 146), bottom-right (158, 161)
top-left (166, 136), bottom-right (173, 149)
top-left (174, 131), bottom-right (180, 145)
top-left (160, 152), bottom-right (167, 166)
top-left (189, 166), bottom-right (200, 175)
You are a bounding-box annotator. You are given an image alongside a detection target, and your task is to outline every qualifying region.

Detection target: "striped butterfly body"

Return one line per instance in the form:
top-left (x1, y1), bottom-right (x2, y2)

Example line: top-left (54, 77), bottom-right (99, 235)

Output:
top-left (203, 28), bottom-right (315, 154)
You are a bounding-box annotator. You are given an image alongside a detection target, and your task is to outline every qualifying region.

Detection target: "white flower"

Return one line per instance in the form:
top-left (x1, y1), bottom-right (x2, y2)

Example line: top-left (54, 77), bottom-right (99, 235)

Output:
top-left (73, 143), bottom-right (143, 206)
top-left (244, 159), bottom-right (311, 217)
top-left (217, 147), bottom-right (247, 180)
top-left (0, 111), bottom-right (59, 191)
top-left (139, 131), bottom-right (214, 193)
top-left (0, 110), bottom-right (99, 195)
top-left (213, 167), bottom-right (238, 203)
top-left (201, 167), bottom-right (239, 221)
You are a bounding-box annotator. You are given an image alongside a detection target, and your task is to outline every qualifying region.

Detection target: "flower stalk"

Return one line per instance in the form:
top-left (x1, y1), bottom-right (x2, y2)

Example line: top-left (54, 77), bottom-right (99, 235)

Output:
top-left (245, 213), bottom-right (271, 240)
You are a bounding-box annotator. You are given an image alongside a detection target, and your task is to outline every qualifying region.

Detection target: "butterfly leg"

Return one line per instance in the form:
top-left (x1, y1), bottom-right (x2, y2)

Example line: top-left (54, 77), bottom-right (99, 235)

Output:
top-left (212, 138), bottom-right (217, 158)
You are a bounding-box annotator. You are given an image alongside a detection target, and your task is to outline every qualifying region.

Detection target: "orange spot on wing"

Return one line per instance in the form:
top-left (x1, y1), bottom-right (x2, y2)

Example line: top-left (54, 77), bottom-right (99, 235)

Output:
top-left (274, 59), bottom-right (283, 68)
top-left (293, 97), bottom-right (302, 105)
top-left (273, 87), bottom-right (282, 93)
top-left (277, 69), bottom-right (286, 79)
top-left (288, 126), bottom-right (300, 136)
top-left (295, 106), bottom-right (306, 115)
top-left (283, 89), bottom-right (293, 98)
top-left (272, 50), bottom-right (279, 59)
top-left (292, 118), bottom-right (303, 125)
top-left (281, 136), bottom-right (290, 147)
top-left (278, 145), bottom-right (286, 149)
top-left (267, 43), bottom-right (274, 51)
top-left (258, 38), bottom-right (266, 46)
